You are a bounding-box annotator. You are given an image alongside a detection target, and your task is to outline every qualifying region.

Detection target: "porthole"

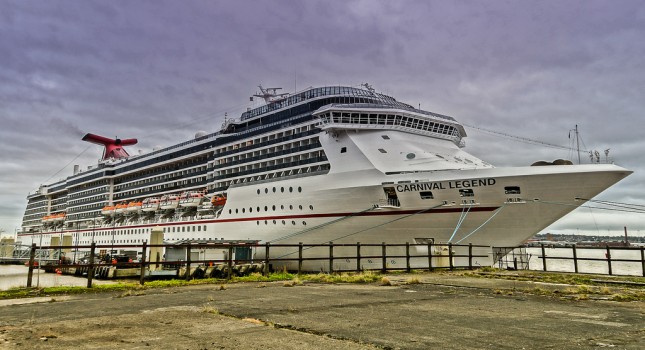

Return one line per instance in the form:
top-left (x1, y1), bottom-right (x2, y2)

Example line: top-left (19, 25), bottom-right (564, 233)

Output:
top-left (282, 220), bottom-right (286, 225)
top-left (257, 206), bottom-right (260, 212)
top-left (257, 189), bottom-right (260, 195)
top-left (309, 205), bottom-right (314, 210)
top-left (272, 187), bottom-right (276, 193)
top-left (289, 187), bottom-right (293, 192)
top-left (298, 187), bottom-right (302, 192)
top-left (272, 205), bottom-right (276, 211)
top-left (265, 206), bottom-right (268, 211)
top-left (299, 205), bottom-right (303, 210)
top-left (291, 221), bottom-right (296, 225)
top-left (302, 221), bottom-right (307, 226)
top-left (242, 208), bottom-right (245, 213)
top-left (281, 205), bottom-right (284, 210)
top-left (249, 207), bottom-right (253, 213)
top-left (272, 220), bottom-right (276, 224)
top-left (264, 220), bottom-right (268, 225)
top-left (281, 187), bottom-right (285, 193)
top-left (229, 209), bottom-right (232, 214)
top-left (235, 208), bottom-right (239, 214)
top-left (265, 188), bottom-right (268, 194)
top-left (289, 205), bottom-right (293, 210)
top-left (257, 221), bottom-right (260, 225)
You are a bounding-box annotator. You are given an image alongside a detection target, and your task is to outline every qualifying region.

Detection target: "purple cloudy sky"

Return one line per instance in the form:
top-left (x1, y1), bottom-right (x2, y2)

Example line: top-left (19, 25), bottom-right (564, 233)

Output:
top-left (1, 0), bottom-right (645, 237)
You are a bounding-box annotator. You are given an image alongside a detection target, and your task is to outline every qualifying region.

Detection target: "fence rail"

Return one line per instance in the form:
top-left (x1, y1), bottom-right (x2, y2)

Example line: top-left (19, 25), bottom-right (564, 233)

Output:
top-left (11, 241), bottom-right (491, 288)
top-left (535, 244), bottom-right (645, 277)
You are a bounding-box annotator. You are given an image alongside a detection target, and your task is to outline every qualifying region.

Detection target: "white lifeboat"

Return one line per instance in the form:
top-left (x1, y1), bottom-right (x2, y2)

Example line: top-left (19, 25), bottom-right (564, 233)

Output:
top-left (179, 191), bottom-right (204, 207)
top-left (159, 194), bottom-right (179, 210)
top-left (141, 197), bottom-right (160, 212)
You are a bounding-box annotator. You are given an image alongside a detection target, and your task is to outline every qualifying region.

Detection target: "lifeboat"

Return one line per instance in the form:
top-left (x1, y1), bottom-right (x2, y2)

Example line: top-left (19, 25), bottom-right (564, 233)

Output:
top-left (179, 191), bottom-right (204, 207)
top-left (126, 201), bottom-right (143, 214)
top-left (115, 202), bottom-right (128, 214)
top-left (141, 197), bottom-right (160, 212)
top-left (159, 194), bottom-right (179, 210)
top-left (211, 195), bottom-right (227, 207)
top-left (41, 215), bottom-right (52, 223)
top-left (101, 205), bottom-right (116, 216)
top-left (53, 213), bottom-right (66, 222)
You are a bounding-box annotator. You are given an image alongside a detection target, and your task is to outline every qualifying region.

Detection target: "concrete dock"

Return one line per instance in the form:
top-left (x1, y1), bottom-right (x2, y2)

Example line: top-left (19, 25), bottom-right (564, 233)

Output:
top-left (0, 272), bottom-right (643, 349)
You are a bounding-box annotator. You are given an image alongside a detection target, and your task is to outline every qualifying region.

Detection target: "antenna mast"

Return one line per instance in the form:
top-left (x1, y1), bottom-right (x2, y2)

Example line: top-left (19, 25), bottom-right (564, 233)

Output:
top-left (575, 125), bottom-right (581, 164)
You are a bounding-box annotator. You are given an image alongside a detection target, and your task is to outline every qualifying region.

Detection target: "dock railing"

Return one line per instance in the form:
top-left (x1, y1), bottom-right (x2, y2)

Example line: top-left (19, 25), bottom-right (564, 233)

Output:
top-left (21, 241), bottom-right (491, 288)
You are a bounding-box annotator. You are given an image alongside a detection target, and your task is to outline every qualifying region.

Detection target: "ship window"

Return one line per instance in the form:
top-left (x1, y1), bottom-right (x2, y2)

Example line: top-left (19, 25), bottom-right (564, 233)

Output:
top-left (280, 205), bottom-right (284, 210)
top-left (257, 206), bottom-right (260, 212)
top-left (198, 226), bottom-right (201, 232)
top-left (265, 206), bottom-right (268, 211)
top-left (281, 187), bottom-right (285, 193)
top-left (420, 191), bottom-right (434, 200)
top-left (257, 189), bottom-right (260, 195)
top-left (289, 205), bottom-right (293, 210)
top-left (249, 207), bottom-right (253, 213)
top-left (203, 225), bottom-right (206, 231)
top-left (505, 186), bottom-right (521, 194)
top-left (272, 205), bottom-right (276, 211)
top-left (235, 209), bottom-right (239, 214)
top-left (282, 220), bottom-right (286, 225)
top-left (242, 208), bottom-right (245, 213)
top-left (265, 188), bottom-right (268, 194)
top-left (309, 205), bottom-right (314, 210)
top-left (302, 221), bottom-right (307, 226)
top-left (378, 148), bottom-right (387, 153)
top-left (292, 221), bottom-right (296, 225)
top-left (273, 187), bottom-right (276, 193)
top-left (289, 187), bottom-right (293, 193)
top-left (299, 205), bottom-right (303, 210)
top-left (298, 187), bottom-right (302, 192)
top-left (381, 135), bottom-right (390, 140)
top-left (340, 147), bottom-right (347, 153)
top-left (459, 189), bottom-right (474, 197)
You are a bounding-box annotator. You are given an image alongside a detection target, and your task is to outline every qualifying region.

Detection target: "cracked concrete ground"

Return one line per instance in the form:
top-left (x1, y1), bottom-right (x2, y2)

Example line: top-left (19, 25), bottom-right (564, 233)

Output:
top-left (0, 273), bottom-right (643, 349)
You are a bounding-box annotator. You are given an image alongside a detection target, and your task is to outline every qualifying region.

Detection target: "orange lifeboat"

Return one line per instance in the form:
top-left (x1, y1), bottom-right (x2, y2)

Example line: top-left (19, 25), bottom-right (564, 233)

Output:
top-left (126, 201), bottom-right (143, 213)
top-left (211, 195), bottom-right (227, 207)
top-left (115, 202), bottom-right (128, 214)
top-left (101, 205), bottom-right (116, 216)
top-left (179, 191), bottom-right (204, 207)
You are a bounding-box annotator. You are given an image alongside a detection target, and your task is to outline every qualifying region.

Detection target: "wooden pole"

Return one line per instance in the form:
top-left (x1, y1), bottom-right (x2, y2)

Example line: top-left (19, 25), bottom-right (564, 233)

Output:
top-left (468, 243), bottom-right (473, 270)
top-left (541, 244), bottom-right (547, 272)
top-left (185, 243), bottom-right (192, 281)
top-left (263, 243), bottom-right (270, 276)
top-left (448, 243), bottom-right (454, 271)
top-left (227, 245), bottom-right (233, 280)
top-left (428, 242), bottom-right (433, 271)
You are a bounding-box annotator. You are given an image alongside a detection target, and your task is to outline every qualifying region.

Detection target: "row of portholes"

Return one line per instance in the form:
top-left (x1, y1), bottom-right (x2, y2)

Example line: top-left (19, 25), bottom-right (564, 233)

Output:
top-left (230, 204), bottom-right (314, 215)
top-left (258, 186), bottom-right (303, 195)
top-left (257, 220), bottom-right (307, 226)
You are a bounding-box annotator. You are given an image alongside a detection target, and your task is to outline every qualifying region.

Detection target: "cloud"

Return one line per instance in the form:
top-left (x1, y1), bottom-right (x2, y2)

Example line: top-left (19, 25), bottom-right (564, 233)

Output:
top-left (1, 0), bottom-right (645, 238)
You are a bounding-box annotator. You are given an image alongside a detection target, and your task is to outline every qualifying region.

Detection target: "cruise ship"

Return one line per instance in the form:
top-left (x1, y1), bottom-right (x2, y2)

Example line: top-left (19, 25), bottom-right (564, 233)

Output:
top-left (18, 84), bottom-right (631, 266)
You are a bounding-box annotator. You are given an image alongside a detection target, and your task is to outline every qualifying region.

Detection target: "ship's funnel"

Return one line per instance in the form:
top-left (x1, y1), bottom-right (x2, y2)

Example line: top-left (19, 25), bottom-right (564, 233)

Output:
top-left (82, 133), bottom-right (138, 160)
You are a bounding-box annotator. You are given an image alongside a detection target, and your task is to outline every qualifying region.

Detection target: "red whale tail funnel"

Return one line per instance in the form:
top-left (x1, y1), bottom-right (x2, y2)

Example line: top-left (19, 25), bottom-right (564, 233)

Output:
top-left (82, 133), bottom-right (138, 160)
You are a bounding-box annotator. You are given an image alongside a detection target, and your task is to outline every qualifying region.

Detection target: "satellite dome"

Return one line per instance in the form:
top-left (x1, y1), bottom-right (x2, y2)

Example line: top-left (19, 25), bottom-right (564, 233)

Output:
top-left (195, 131), bottom-right (208, 139)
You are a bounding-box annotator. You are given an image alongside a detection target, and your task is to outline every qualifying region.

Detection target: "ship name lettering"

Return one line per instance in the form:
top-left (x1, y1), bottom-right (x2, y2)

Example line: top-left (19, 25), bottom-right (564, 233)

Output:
top-left (396, 178), bottom-right (496, 192)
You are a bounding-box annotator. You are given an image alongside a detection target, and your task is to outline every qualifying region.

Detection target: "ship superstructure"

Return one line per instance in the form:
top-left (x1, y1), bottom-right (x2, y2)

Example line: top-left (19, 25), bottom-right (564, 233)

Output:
top-left (18, 85), bottom-right (631, 267)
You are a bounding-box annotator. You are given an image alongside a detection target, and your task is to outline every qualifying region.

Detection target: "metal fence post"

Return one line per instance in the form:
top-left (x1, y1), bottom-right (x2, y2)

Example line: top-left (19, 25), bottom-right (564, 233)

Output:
top-left (468, 243), bottom-right (473, 270)
top-left (428, 242), bottom-right (433, 271)
top-left (26, 243), bottom-right (36, 288)
top-left (405, 242), bottom-right (411, 273)
top-left (329, 242), bottom-right (334, 274)
top-left (139, 241), bottom-right (147, 285)
top-left (185, 243), bottom-right (192, 281)
top-left (572, 244), bottom-right (578, 274)
top-left (641, 247), bottom-right (645, 278)
top-left (606, 245), bottom-right (612, 276)
top-left (448, 243), bottom-right (454, 271)
top-left (298, 242), bottom-right (303, 275)
top-left (541, 244), bottom-right (547, 272)
top-left (356, 242), bottom-right (361, 273)
top-left (227, 245), bottom-right (233, 280)
top-left (263, 243), bottom-right (270, 276)
top-left (87, 243), bottom-right (96, 288)
top-left (381, 242), bottom-right (387, 273)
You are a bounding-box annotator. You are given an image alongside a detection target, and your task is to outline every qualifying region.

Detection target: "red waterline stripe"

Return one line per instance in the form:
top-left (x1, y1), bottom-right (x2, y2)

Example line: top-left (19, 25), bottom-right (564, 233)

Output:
top-left (20, 206), bottom-right (500, 236)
